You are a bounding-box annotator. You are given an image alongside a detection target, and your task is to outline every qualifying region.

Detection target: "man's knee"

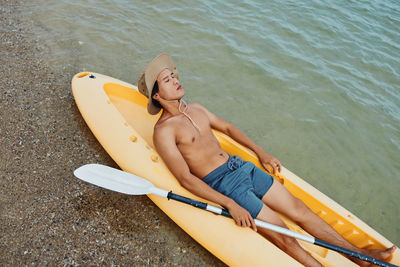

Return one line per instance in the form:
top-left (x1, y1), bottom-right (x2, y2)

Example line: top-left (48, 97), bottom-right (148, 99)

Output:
top-left (289, 197), bottom-right (312, 223)
top-left (274, 234), bottom-right (299, 251)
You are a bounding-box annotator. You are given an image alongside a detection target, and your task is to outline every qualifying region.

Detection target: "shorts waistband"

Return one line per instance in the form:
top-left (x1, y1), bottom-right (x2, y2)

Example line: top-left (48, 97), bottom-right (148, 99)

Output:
top-left (202, 155), bottom-right (244, 184)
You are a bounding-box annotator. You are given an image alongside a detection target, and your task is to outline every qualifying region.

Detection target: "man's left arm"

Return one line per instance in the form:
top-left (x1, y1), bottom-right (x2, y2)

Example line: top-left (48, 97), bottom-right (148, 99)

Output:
top-left (196, 104), bottom-right (281, 174)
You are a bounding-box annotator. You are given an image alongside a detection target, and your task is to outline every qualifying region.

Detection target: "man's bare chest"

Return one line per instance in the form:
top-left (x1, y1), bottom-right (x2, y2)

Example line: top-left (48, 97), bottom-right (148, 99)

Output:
top-left (175, 114), bottom-right (213, 147)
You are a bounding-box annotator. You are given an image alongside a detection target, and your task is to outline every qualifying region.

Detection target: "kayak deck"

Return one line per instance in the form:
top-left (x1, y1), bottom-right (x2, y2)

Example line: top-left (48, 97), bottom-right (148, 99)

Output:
top-left (73, 72), bottom-right (399, 266)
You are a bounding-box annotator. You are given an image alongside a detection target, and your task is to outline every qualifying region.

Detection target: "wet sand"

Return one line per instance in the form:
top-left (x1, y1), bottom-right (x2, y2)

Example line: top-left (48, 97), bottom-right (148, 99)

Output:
top-left (0, 1), bottom-right (224, 265)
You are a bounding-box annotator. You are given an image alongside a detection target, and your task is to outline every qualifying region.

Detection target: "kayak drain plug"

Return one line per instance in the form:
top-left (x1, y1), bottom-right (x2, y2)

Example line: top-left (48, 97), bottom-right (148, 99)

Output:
top-left (89, 74), bottom-right (96, 79)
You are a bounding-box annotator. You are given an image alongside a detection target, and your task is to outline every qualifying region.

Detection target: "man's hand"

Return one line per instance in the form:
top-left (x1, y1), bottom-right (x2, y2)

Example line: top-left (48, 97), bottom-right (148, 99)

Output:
top-left (257, 151), bottom-right (281, 175)
top-left (226, 200), bottom-right (257, 232)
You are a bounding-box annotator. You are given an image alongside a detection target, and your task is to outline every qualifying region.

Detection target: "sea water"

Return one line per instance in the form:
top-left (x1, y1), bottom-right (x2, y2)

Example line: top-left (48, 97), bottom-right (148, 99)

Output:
top-left (23, 0), bottom-right (400, 244)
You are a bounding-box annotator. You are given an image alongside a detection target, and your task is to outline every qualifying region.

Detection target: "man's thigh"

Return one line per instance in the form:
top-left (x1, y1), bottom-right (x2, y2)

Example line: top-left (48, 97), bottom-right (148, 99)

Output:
top-left (256, 204), bottom-right (288, 228)
top-left (261, 180), bottom-right (310, 220)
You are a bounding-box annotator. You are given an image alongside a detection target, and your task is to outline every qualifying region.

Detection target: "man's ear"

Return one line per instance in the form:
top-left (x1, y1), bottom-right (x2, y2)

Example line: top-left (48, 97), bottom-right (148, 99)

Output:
top-left (152, 93), bottom-right (160, 100)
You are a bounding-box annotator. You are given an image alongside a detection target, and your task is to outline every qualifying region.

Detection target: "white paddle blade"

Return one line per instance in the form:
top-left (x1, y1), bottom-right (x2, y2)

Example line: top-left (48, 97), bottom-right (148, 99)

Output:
top-left (73, 164), bottom-right (155, 195)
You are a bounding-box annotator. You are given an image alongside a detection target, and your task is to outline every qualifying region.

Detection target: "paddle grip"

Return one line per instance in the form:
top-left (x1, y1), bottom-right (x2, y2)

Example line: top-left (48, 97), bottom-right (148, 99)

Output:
top-left (167, 191), bottom-right (208, 210)
top-left (220, 208), bottom-right (231, 217)
top-left (167, 191), bottom-right (231, 217)
top-left (314, 239), bottom-right (397, 267)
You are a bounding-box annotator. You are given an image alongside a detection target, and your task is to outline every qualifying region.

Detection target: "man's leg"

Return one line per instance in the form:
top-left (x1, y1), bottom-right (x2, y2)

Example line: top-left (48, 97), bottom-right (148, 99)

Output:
top-left (255, 204), bottom-right (323, 266)
top-left (261, 180), bottom-right (396, 265)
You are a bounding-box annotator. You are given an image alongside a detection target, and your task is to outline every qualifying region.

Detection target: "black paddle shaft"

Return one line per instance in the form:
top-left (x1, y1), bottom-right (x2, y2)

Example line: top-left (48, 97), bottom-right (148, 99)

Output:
top-left (314, 239), bottom-right (397, 267)
top-left (167, 191), bottom-right (230, 217)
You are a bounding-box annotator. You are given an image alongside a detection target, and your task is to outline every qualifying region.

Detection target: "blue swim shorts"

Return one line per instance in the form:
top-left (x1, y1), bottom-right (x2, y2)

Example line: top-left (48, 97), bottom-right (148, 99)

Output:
top-left (202, 155), bottom-right (274, 218)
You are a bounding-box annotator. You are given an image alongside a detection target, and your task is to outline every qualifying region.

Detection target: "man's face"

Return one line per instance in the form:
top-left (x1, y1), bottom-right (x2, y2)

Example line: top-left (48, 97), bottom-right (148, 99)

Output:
top-left (154, 68), bottom-right (184, 101)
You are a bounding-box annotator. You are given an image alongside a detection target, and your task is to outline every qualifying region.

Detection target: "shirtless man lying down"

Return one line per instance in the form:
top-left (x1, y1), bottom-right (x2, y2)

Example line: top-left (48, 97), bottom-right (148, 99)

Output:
top-left (137, 53), bottom-right (396, 266)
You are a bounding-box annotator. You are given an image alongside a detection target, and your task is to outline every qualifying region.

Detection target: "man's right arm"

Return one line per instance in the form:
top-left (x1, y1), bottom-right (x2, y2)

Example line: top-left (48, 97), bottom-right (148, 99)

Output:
top-left (153, 125), bottom-right (257, 231)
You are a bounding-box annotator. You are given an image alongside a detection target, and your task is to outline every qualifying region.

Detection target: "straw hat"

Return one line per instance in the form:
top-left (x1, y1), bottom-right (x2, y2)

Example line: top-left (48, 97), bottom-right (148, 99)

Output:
top-left (138, 53), bottom-right (179, 115)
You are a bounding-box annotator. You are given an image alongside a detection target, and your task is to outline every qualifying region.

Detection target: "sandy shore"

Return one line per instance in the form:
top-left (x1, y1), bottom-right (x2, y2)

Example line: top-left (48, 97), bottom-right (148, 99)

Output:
top-left (0, 1), bottom-right (224, 265)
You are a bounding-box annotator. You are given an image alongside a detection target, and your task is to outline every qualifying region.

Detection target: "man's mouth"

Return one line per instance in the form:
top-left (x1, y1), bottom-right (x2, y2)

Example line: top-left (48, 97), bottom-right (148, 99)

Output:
top-left (177, 85), bottom-right (182, 90)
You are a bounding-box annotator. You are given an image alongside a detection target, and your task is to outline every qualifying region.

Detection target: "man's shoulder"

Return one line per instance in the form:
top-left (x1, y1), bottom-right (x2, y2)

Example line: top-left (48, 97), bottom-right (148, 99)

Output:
top-left (154, 117), bottom-right (175, 131)
top-left (188, 102), bottom-right (204, 110)
top-left (188, 102), bottom-right (211, 116)
top-left (189, 102), bottom-right (215, 119)
top-left (153, 114), bottom-right (181, 136)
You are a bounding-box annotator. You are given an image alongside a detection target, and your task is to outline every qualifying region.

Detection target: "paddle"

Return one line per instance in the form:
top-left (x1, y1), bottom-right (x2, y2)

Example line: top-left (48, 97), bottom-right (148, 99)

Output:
top-left (74, 164), bottom-right (396, 267)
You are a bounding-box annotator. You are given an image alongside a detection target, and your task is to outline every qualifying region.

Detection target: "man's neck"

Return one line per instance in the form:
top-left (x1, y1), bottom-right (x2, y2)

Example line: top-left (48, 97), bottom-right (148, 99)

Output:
top-left (159, 100), bottom-right (180, 117)
top-left (162, 100), bottom-right (201, 132)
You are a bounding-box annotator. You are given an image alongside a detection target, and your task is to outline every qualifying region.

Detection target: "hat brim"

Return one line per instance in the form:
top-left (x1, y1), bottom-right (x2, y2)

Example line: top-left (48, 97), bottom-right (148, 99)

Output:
top-left (139, 53), bottom-right (177, 115)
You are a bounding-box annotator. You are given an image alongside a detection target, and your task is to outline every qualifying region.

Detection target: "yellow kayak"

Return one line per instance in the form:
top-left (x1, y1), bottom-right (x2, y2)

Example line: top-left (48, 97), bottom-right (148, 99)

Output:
top-left (72, 72), bottom-right (399, 266)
